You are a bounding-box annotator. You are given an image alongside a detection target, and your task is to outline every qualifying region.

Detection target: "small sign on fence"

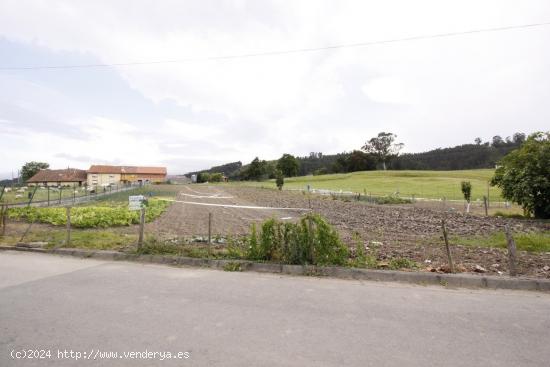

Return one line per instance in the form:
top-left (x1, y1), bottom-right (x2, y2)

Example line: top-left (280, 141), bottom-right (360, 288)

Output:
top-left (128, 195), bottom-right (146, 211)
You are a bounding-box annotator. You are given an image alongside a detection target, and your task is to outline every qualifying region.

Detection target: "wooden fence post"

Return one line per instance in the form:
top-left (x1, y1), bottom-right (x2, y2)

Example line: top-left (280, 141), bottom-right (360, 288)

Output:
top-left (483, 196), bottom-right (488, 217)
top-left (441, 219), bottom-right (455, 273)
top-left (505, 225), bottom-right (517, 276)
top-left (0, 205), bottom-right (6, 237)
top-left (138, 207), bottom-right (145, 249)
top-left (308, 215), bottom-right (314, 264)
top-left (66, 207), bottom-right (71, 246)
top-left (487, 182), bottom-right (490, 208)
top-left (207, 212), bottom-right (213, 257)
top-left (208, 212), bottom-right (212, 246)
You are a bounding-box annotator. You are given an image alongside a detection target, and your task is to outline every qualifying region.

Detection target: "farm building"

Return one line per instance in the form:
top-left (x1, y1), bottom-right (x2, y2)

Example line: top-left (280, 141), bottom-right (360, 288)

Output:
top-left (27, 168), bottom-right (87, 187)
top-left (87, 165), bottom-right (167, 186)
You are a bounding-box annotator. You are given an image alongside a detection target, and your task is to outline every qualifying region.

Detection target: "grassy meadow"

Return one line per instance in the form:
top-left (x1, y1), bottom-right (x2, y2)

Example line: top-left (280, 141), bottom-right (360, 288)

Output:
top-left (225, 169), bottom-right (503, 201)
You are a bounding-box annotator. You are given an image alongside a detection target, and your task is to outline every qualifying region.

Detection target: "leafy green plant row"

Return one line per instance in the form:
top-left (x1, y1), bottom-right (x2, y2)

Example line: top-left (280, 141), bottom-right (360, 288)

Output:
top-left (7, 199), bottom-right (170, 228)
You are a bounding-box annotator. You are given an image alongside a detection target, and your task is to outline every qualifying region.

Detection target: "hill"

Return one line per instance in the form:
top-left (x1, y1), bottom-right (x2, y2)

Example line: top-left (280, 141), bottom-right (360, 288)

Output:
top-left (187, 133), bottom-right (526, 179)
top-left (230, 169), bottom-right (501, 201)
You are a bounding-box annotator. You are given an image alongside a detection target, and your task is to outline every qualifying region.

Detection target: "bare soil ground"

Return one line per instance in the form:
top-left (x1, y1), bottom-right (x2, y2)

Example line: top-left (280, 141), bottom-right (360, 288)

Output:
top-left (219, 186), bottom-right (550, 278)
top-left (4, 185), bottom-right (549, 278)
top-left (146, 185), bottom-right (305, 238)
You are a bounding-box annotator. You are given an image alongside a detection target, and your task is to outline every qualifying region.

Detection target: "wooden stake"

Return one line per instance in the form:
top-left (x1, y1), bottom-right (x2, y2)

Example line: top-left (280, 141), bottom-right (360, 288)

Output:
top-left (66, 207), bottom-right (71, 246)
top-left (487, 181), bottom-right (489, 208)
top-left (505, 225), bottom-right (517, 276)
top-left (483, 196), bottom-right (488, 217)
top-left (0, 205), bottom-right (6, 237)
top-left (1, 205), bottom-right (5, 236)
top-left (208, 212), bottom-right (213, 257)
top-left (441, 219), bottom-right (455, 273)
top-left (208, 212), bottom-right (212, 245)
top-left (138, 207), bottom-right (145, 249)
top-left (308, 215), bottom-right (314, 264)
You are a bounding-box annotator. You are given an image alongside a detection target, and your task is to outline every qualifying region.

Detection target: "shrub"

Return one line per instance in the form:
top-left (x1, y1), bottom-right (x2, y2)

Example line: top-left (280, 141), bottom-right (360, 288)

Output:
top-left (461, 181), bottom-right (472, 202)
top-left (358, 195), bottom-right (411, 205)
top-left (275, 170), bottom-right (284, 190)
top-left (223, 262), bottom-right (242, 272)
top-left (209, 173), bottom-right (224, 182)
top-left (246, 214), bottom-right (348, 266)
top-left (491, 131), bottom-right (550, 218)
top-left (388, 258), bottom-right (418, 270)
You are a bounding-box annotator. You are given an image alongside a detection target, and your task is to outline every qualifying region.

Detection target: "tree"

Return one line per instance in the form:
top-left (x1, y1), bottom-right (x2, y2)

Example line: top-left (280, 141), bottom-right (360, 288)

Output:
top-left (461, 181), bottom-right (472, 213)
top-left (264, 161), bottom-right (278, 179)
top-left (513, 132), bottom-right (526, 145)
top-left (361, 132), bottom-right (404, 170)
top-left (491, 132), bottom-right (550, 219)
top-left (21, 161), bottom-right (49, 182)
top-left (491, 135), bottom-right (504, 147)
top-left (197, 172), bottom-right (210, 183)
top-left (277, 154), bottom-right (299, 177)
top-left (209, 173), bottom-right (224, 182)
top-left (346, 150), bottom-right (377, 172)
top-left (275, 170), bottom-right (284, 190)
top-left (243, 157), bottom-right (267, 181)
top-left (474, 137), bottom-right (482, 145)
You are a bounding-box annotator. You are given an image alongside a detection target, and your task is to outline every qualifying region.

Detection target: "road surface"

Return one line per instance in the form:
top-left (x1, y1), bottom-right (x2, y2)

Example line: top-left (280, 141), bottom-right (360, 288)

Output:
top-left (1, 250), bottom-right (549, 366)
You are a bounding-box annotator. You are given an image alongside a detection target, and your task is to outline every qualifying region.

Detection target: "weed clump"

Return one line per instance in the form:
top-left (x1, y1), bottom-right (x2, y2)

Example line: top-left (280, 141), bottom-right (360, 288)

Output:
top-left (245, 213), bottom-right (348, 266)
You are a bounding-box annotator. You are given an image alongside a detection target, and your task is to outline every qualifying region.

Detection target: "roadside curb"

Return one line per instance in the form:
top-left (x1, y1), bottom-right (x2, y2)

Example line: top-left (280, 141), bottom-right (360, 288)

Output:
top-left (2, 245), bottom-right (549, 292)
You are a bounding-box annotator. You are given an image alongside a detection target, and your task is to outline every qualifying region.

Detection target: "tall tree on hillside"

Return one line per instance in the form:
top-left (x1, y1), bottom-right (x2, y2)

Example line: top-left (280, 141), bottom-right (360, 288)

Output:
top-left (244, 157), bottom-right (267, 181)
top-left (491, 132), bottom-right (550, 219)
top-left (492, 135), bottom-right (504, 147)
top-left (513, 132), bottom-right (526, 144)
top-left (277, 154), bottom-right (300, 177)
top-left (21, 161), bottom-right (49, 182)
top-left (361, 132), bottom-right (404, 170)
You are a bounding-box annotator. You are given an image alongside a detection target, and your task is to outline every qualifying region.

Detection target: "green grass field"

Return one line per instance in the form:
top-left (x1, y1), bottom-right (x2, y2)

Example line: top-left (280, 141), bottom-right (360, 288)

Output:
top-left (225, 169), bottom-right (503, 201)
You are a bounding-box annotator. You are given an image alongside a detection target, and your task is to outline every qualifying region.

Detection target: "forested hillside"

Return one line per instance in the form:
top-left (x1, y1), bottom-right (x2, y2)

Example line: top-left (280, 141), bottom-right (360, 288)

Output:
top-left (186, 134), bottom-right (527, 179)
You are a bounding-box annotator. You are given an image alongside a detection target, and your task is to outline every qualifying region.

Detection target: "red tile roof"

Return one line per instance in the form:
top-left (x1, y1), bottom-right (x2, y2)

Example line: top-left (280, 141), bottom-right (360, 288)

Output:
top-left (88, 165), bottom-right (167, 175)
top-left (27, 169), bottom-right (87, 183)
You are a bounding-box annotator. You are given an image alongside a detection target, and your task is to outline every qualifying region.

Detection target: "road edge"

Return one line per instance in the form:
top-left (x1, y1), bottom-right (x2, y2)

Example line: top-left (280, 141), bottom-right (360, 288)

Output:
top-left (1, 245), bottom-right (549, 292)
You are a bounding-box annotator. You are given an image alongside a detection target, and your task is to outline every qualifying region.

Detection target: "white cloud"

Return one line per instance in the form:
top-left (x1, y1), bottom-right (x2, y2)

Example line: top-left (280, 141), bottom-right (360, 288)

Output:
top-left (0, 0), bottom-right (549, 176)
top-left (361, 77), bottom-right (418, 105)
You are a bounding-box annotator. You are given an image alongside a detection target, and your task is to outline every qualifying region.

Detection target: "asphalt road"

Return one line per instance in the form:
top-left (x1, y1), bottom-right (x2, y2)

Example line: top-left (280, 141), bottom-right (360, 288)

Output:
top-left (1, 251), bottom-right (549, 367)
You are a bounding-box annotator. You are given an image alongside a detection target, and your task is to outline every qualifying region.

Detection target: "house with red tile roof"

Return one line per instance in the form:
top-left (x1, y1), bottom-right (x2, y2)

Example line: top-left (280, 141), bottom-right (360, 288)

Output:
top-left (87, 165), bottom-right (167, 186)
top-left (27, 168), bottom-right (87, 187)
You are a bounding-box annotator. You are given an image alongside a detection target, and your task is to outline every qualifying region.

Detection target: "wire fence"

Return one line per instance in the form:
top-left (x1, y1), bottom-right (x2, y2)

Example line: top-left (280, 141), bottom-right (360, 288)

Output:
top-left (0, 182), bottom-right (140, 208)
top-left (285, 187), bottom-right (514, 207)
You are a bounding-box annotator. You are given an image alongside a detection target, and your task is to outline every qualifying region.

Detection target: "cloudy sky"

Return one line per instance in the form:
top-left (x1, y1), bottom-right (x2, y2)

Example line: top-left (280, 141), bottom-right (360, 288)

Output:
top-left (1, 0), bottom-right (549, 178)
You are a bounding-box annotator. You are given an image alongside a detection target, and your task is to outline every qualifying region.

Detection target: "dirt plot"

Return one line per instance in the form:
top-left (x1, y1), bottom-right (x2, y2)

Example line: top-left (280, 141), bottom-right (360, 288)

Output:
top-left (4, 185), bottom-right (548, 278)
top-left (146, 186), bottom-right (307, 238)
top-left (220, 186), bottom-right (550, 278)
